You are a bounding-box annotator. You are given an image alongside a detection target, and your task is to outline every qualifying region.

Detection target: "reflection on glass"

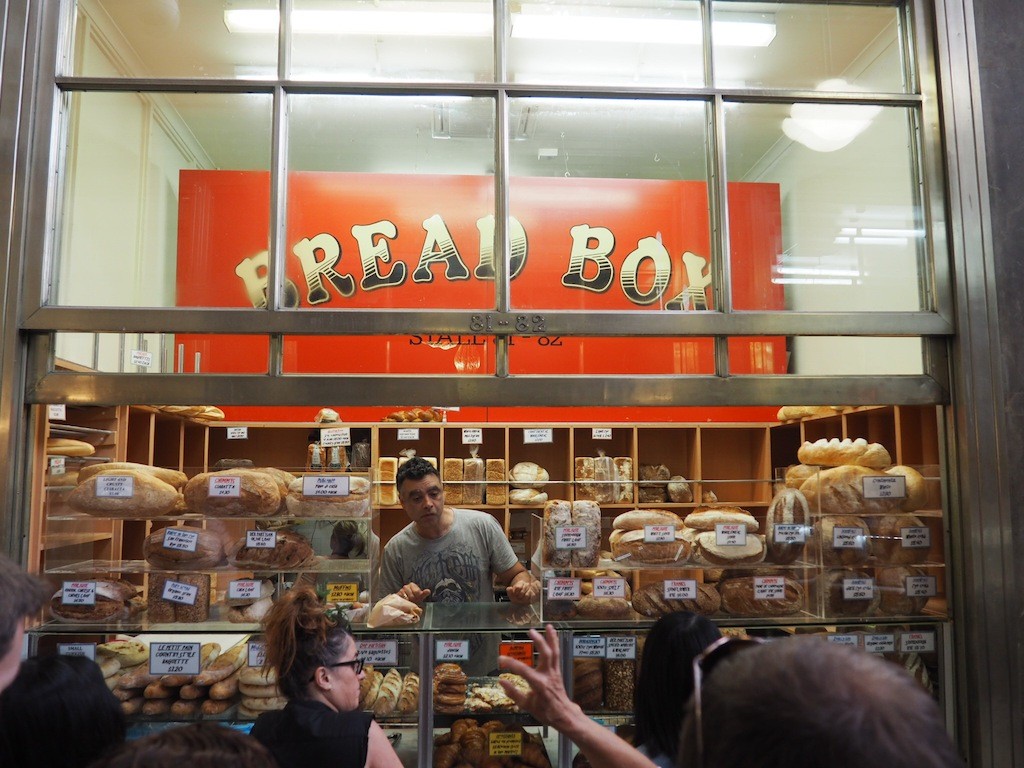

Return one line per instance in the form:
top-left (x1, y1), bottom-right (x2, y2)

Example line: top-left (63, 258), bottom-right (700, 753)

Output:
top-left (734, 336), bottom-right (924, 376)
top-left (508, 0), bottom-right (704, 86)
top-left (509, 337), bottom-right (717, 375)
top-left (713, 2), bottom-right (907, 92)
top-left (289, 0), bottom-right (493, 82)
top-left (70, 0), bottom-right (279, 79)
top-left (53, 333), bottom-right (270, 374)
top-left (54, 92), bottom-right (273, 308)
top-left (282, 335), bottom-right (495, 375)
top-left (508, 98), bottom-right (711, 311)
top-left (286, 95), bottom-right (496, 309)
top-left (724, 102), bottom-right (924, 312)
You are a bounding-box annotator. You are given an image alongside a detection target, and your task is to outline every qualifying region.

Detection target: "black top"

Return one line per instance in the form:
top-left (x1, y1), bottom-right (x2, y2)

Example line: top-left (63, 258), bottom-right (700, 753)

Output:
top-left (250, 699), bottom-right (373, 768)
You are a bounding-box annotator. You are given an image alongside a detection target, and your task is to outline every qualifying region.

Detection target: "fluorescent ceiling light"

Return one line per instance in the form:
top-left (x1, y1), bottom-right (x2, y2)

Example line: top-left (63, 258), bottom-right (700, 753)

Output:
top-left (782, 79), bottom-right (883, 153)
top-left (511, 11), bottom-right (775, 47)
top-left (224, 8), bottom-right (492, 37)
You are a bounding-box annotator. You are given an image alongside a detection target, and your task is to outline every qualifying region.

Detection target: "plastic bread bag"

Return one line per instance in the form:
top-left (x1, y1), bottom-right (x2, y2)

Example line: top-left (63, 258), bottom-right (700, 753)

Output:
top-left (593, 449), bottom-right (617, 504)
top-left (463, 444), bottom-right (484, 505)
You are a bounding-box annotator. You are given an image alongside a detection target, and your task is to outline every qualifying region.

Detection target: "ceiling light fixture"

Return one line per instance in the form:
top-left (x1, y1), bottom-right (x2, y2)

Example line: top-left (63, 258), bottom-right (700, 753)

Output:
top-left (781, 79), bottom-right (883, 153)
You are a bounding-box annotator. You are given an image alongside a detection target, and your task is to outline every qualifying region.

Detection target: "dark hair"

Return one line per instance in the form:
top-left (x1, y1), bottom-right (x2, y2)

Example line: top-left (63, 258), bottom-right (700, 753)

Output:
top-left (88, 722), bottom-right (277, 768)
top-left (0, 555), bottom-right (50, 654)
top-left (395, 456), bottom-right (440, 490)
top-left (633, 611), bottom-right (721, 762)
top-left (0, 654), bottom-right (126, 768)
top-left (677, 637), bottom-right (964, 768)
top-left (261, 585), bottom-right (353, 701)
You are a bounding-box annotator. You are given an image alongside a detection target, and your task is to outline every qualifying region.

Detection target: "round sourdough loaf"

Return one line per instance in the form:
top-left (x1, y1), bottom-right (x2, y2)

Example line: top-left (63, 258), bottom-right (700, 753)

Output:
top-left (867, 514), bottom-right (930, 564)
top-left (765, 488), bottom-right (810, 565)
top-left (693, 532), bottom-right (766, 565)
top-left (67, 471), bottom-right (180, 518)
top-left (814, 514), bottom-right (871, 566)
top-left (718, 576), bottom-right (803, 617)
top-left (184, 469), bottom-right (281, 516)
top-left (611, 508), bottom-right (683, 531)
top-left (508, 461), bottom-right (550, 489)
top-left (817, 568), bottom-right (880, 617)
top-left (610, 528), bottom-right (690, 564)
top-left (630, 580), bottom-right (721, 617)
top-left (876, 565), bottom-right (930, 615)
top-left (143, 525), bottom-right (226, 569)
top-left (683, 507), bottom-right (759, 532)
top-left (884, 465), bottom-right (928, 511)
top-left (79, 462), bottom-right (188, 489)
top-left (575, 595), bottom-right (633, 620)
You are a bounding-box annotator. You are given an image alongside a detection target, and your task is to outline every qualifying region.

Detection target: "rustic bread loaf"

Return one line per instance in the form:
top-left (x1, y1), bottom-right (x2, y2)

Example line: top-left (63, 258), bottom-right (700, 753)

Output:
top-left (67, 471), bottom-right (180, 518)
top-left (378, 458), bottom-right (398, 505)
top-left (876, 565), bottom-right (930, 615)
top-left (610, 528), bottom-right (690, 564)
top-left (575, 457), bottom-right (596, 501)
top-left (49, 580), bottom-right (139, 623)
top-left (718, 576), bottom-right (803, 617)
top-left (228, 530), bottom-right (315, 569)
top-left (765, 488), bottom-right (810, 565)
top-left (572, 659), bottom-right (603, 711)
top-left (683, 507), bottom-right (759, 532)
top-left (614, 457), bottom-right (634, 502)
top-left (571, 500), bottom-right (602, 567)
top-left (817, 568), bottom-right (880, 617)
top-left (612, 509), bottom-right (683, 531)
top-left (784, 464), bottom-right (817, 489)
top-left (143, 525), bottom-right (226, 569)
top-left (509, 461), bottom-right (550, 489)
top-left (799, 465), bottom-right (902, 517)
top-left (867, 514), bottom-right (930, 564)
top-left (884, 465), bottom-right (928, 511)
top-left (485, 458), bottom-right (507, 505)
top-left (284, 475), bottom-right (371, 517)
top-left (79, 462), bottom-right (188, 489)
top-left (776, 406), bottom-right (843, 422)
top-left (183, 469), bottom-right (281, 517)
top-left (509, 488), bottom-right (548, 505)
top-left (442, 458), bottom-right (464, 504)
top-left (46, 437), bottom-right (95, 456)
top-left (630, 580), bottom-right (721, 617)
top-left (797, 437), bottom-right (891, 468)
top-left (667, 476), bottom-right (693, 503)
top-left (543, 499), bottom-right (573, 567)
top-left (693, 532), bottom-right (766, 566)
top-left (814, 514), bottom-right (872, 566)
top-left (575, 595), bottom-right (633, 619)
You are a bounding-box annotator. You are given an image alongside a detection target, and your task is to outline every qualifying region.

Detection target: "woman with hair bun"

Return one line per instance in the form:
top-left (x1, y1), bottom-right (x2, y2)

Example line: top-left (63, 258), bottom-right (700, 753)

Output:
top-left (249, 586), bottom-right (403, 768)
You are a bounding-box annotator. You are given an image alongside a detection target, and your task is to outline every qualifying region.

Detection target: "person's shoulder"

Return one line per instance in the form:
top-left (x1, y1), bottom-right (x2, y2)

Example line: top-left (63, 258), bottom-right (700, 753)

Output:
top-left (452, 508), bottom-right (502, 529)
top-left (382, 522), bottom-right (417, 548)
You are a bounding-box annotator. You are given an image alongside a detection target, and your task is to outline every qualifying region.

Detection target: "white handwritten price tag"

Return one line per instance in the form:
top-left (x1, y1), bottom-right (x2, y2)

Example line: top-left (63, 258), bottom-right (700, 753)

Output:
top-left (905, 575), bottom-right (937, 598)
top-left (208, 476), bottom-right (241, 497)
top-left (162, 580), bottom-right (199, 606)
top-left (302, 475), bottom-right (350, 497)
top-left (436, 640), bottom-right (470, 661)
top-left (716, 523), bottom-right (747, 546)
top-left (843, 578), bottom-right (875, 600)
top-left (901, 526), bottom-right (931, 549)
top-left (96, 475), bottom-right (134, 498)
top-left (593, 578), bottom-right (626, 598)
top-left (226, 427), bottom-right (248, 440)
top-left (49, 457), bottom-right (66, 476)
top-left (661, 579), bottom-right (695, 600)
top-left (396, 428), bottom-right (419, 441)
top-left (773, 524), bottom-right (807, 544)
top-left (228, 580), bottom-right (260, 600)
top-left (150, 642), bottom-right (201, 676)
top-left (900, 632), bottom-right (936, 653)
top-left (754, 576), bottom-right (785, 600)
top-left (555, 525), bottom-right (587, 550)
top-left (524, 428), bottom-right (553, 444)
top-left (162, 528), bottom-right (199, 552)
top-left (462, 428), bottom-right (483, 444)
top-left (833, 527), bottom-right (866, 549)
top-left (247, 641), bottom-right (267, 669)
top-left (356, 640), bottom-right (399, 666)
top-left (48, 404), bottom-right (66, 420)
top-left (592, 428), bottom-right (612, 440)
top-left (644, 524), bottom-right (675, 543)
top-left (547, 578), bottom-right (581, 600)
top-left (605, 636), bottom-right (636, 659)
top-left (320, 427), bottom-right (351, 447)
top-left (826, 634), bottom-right (858, 647)
top-left (246, 530), bottom-right (277, 548)
top-left (572, 636), bottom-right (606, 658)
top-left (864, 634), bottom-right (896, 654)
top-left (58, 643), bottom-right (95, 660)
top-left (130, 349), bottom-right (153, 368)
top-left (62, 581), bottom-right (96, 606)
top-left (863, 475), bottom-right (906, 500)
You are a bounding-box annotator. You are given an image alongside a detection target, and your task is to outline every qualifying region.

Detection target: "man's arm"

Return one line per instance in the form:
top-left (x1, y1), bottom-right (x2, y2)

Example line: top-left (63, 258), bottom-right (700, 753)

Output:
top-left (496, 563), bottom-right (541, 605)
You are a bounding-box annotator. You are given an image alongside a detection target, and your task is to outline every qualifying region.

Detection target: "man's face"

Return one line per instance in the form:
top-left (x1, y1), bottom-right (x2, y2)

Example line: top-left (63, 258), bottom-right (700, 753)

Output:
top-left (398, 474), bottom-right (445, 528)
top-left (0, 622), bottom-right (24, 694)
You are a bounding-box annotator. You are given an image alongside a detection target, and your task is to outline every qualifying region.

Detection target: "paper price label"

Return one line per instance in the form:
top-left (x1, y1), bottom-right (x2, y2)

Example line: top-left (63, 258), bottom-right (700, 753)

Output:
top-left (773, 524), bottom-right (807, 544)
top-left (593, 578), bottom-right (626, 598)
top-left (833, 527), bottom-right (866, 549)
top-left (62, 581), bottom-right (96, 606)
top-left (150, 642), bottom-right (201, 676)
top-left (901, 526), bottom-right (931, 549)
top-left (96, 475), bottom-right (134, 498)
top-left (826, 634), bottom-right (858, 647)
top-left (58, 643), bottom-right (95, 660)
top-left (499, 641), bottom-right (534, 667)
top-left (547, 578), bottom-right (581, 600)
top-left (229, 580), bottom-right (260, 600)
top-left (864, 634), bottom-right (896, 654)
top-left (436, 640), bottom-right (470, 661)
top-left (716, 523), bottom-right (747, 546)
top-left (644, 524), bottom-right (675, 543)
top-left (906, 575), bottom-right (937, 597)
top-left (572, 636), bottom-right (606, 658)
top-left (555, 525), bottom-right (587, 550)
top-left (605, 636), bottom-right (637, 660)
top-left (592, 428), bottom-right (612, 440)
top-left (48, 404), bottom-right (67, 420)
top-left (162, 580), bottom-right (199, 606)
top-left (843, 578), bottom-right (875, 601)
top-left (489, 732), bottom-right (523, 757)
top-left (208, 476), bottom-right (241, 497)
top-left (357, 640), bottom-right (399, 666)
top-left (863, 475), bottom-right (906, 500)
top-left (326, 582), bottom-right (359, 602)
top-left (49, 457), bottom-right (66, 476)
top-left (130, 349), bottom-right (153, 368)
top-left (900, 632), bottom-right (936, 653)
top-left (396, 428), bottom-right (420, 441)
top-left (462, 428), bottom-right (483, 444)
top-left (248, 641), bottom-right (267, 669)
top-left (246, 530), bottom-right (277, 548)
top-left (754, 576), bottom-right (785, 600)
top-left (303, 475), bottom-right (350, 497)
top-left (226, 427), bottom-right (248, 440)
top-left (162, 528), bottom-right (199, 552)
top-left (319, 427), bottom-right (351, 447)
top-left (663, 579), bottom-right (697, 600)
top-left (524, 428), bottom-right (553, 444)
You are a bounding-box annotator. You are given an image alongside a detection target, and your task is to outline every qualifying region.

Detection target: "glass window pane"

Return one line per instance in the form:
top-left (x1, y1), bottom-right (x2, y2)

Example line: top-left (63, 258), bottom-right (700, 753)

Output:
top-left (713, 2), bottom-right (908, 92)
top-left (54, 92), bottom-right (272, 309)
top-left (286, 95), bottom-right (496, 309)
top-left (732, 336), bottom-right (923, 375)
top-left (283, 335), bottom-right (495, 374)
top-left (725, 103), bottom-right (925, 312)
top-left (71, 0), bottom-right (279, 79)
top-left (290, 0), bottom-right (493, 82)
top-left (508, 0), bottom-right (704, 87)
top-left (509, 337), bottom-right (717, 374)
top-left (508, 98), bottom-right (711, 311)
top-left (53, 333), bottom-right (269, 374)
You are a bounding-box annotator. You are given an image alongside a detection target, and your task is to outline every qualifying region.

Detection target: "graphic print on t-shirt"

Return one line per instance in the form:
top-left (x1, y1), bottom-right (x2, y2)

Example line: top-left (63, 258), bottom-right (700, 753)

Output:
top-left (409, 546), bottom-right (481, 602)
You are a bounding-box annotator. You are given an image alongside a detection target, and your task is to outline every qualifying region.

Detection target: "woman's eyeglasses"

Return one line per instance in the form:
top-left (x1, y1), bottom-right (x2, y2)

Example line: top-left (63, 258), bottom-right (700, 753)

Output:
top-left (691, 636), bottom-right (765, 766)
top-left (310, 658), bottom-right (365, 681)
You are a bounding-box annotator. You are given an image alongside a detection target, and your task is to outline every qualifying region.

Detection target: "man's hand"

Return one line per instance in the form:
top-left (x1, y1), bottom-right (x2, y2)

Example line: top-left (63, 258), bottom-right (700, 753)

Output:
top-left (396, 582), bottom-right (431, 604)
top-left (506, 574), bottom-right (541, 605)
top-left (498, 625), bottom-right (580, 732)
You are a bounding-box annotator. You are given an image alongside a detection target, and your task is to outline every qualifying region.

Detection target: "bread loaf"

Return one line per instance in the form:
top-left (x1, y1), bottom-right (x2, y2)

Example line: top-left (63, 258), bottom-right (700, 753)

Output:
top-left (378, 458), bottom-right (398, 505)
top-left (718, 576), bottom-right (803, 617)
top-left (814, 515), bottom-right (871, 566)
top-left (668, 476), bottom-right (693, 503)
top-left (867, 515), bottom-right (930, 564)
top-left (797, 437), bottom-right (892, 469)
top-left (509, 461), bottom-right (550, 489)
top-left (575, 457), bottom-right (596, 501)
top-left (47, 437), bottom-right (95, 456)
top-left (228, 530), bottom-right (315, 569)
top-left (817, 569), bottom-right (879, 617)
top-left (631, 581), bottom-right (721, 617)
top-left (876, 566), bottom-right (930, 615)
top-left (603, 659), bottom-right (635, 711)
top-left (683, 507), bottom-right (759, 532)
top-left (509, 488), bottom-right (548, 505)
top-left (49, 580), bottom-right (139, 623)
top-left (542, 500), bottom-right (573, 567)
top-left (172, 573), bottom-right (211, 622)
top-left (614, 457), bottom-right (633, 502)
top-left (373, 668), bottom-right (403, 717)
top-left (884, 465), bottom-right (928, 511)
top-left (196, 643), bottom-right (247, 686)
top-left (575, 595), bottom-right (633, 619)
top-left (443, 458), bottom-right (464, 504)
top-left (777, 406), bottom-right (843, 421)
top-left (360, 670), bottom-right (384, 710)
top-left (397, 672), bottom-right (420, 714)
top-left (284, 475), bottom-right (371, 517)
top-left (610, 528), bottom-right (690, 564)
top-left (571, 500), bottom-right (601, 568)
top-left (765, 488), bottom-right (810, 565)
top-left (183, 469), bottom-right (281, 517)
top-left (800, 465), bottom-right (902, 517)
top-left (79, 462), bottom-right (188, 489)
top-left (638, 464), bottom-right (670, 503)
top-left (143, 525), bottom-right (226, 569)
top-left (463, 457), bottom-right (484, 505)
top-left (67, 471), bottom-right (180, 518)
top-left (572, 658), bottom-right (603, 710)
top-left (693, 532), bottom-right (766, 566)
top-left (784, 464), bottom-right (817, 489)
top-left (612, 509), bottom-right (683, 531)
top-left (485, 459), bottom-right (507, 505)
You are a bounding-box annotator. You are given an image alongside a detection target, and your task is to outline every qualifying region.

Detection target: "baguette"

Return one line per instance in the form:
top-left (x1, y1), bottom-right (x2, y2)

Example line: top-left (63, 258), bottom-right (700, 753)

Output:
top-left (171, 699), bottom-right (202, 717)
top-left (142, 698), bottom-right (173, 716)
top-left (179, 682), bottom-right (209, 700)
top-left (119, 664), bottom-right (160, 690)
top-left (144, 680), bottom-right (177, 699)
top-left (161, 642), bottom-right (220, 687)
top-left (210, 669), bottom-right (241, 700)
top-left (121, 697), bottom-right (145, 716)
top-left (201, 698), bottom-right (237, 716)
